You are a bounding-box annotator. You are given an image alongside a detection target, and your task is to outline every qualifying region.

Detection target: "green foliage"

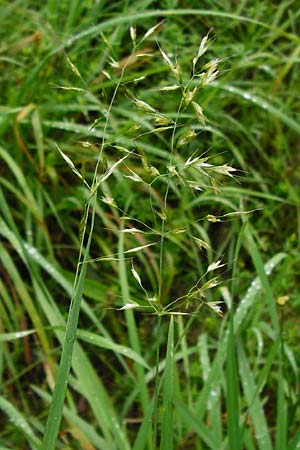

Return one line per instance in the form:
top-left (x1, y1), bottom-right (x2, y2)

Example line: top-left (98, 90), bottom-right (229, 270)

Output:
top-left (0, 1), bottom-right (299, 449)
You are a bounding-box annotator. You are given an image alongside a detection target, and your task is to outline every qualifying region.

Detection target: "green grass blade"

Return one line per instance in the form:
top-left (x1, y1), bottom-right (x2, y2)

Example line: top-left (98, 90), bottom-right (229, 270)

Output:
top-left (32, 386), bottom-right (108, 450)
top-left (275, 372), bottom-right (288, 450)
top-left (216, 83), bottom-right (300, 135)
top-left (0, 146), bottom-right (41, 221)
top-left (226, 318), bottom-right (241, 450)
top-left (243, 428), bottom-right (257, 450)
top-left (0, 329), bottom-right (36, 342)
top-left (275, 314), bottom-right (288, 450)
top-left (33, 278), bottom-right (130, 450)
top-left (175, 401), bottom-right (220, 449)
top-left (0, 396), bottom-right (41, 450)
top-left (0, 244), bottom-right (52, 362)
top-left (133, 398), bottom-right (155, 450)
top-left (288, 428), bottom-right (300, 450)
top-left (41, 197), bottom-right (106, 450)
top-left (195, 252), bottom-right (286, 419)
top-left (160, 316), bottom-right (174, 450)
top-left (40, 253), bottom-right (90, 449)
top-left (234, 251), bottom-right (286, 332)
top-left (118, 226), bottom-right (153, 448)
top-left (244, 224), bottom-right (278, 332)
top-left (19, 9), bottom-right (299, 101)
top-left (0, 145), bottom-right (130, 448)
top-left (64, 0), bottom-right (85, 30)
top-left (237, 340), bottom-right (273, 450)
top-left (53, 10), bottom-right (300, 51)
top-left (197, 333), bottom-right (223, 446)
top-left (76, 329), bottom-right (150, 369)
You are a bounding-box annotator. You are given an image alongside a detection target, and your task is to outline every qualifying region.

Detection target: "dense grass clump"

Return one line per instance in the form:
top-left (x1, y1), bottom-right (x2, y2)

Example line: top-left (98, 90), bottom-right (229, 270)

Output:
top-left (0, 1), bottom-right (299, 449)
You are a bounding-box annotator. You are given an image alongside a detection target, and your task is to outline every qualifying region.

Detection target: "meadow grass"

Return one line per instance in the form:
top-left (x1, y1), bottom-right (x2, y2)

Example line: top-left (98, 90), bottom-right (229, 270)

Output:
top-left (0, 1), bottom-right (299, 449)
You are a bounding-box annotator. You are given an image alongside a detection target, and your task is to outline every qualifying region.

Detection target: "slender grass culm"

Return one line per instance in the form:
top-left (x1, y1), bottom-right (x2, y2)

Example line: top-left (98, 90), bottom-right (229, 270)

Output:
top-left (1, 4), bottom-right (299, 450)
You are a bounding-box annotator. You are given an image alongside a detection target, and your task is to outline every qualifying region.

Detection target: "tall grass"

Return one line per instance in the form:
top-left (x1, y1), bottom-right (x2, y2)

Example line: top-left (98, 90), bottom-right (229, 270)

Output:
top-left (0, 1), bottom-right (299, 449)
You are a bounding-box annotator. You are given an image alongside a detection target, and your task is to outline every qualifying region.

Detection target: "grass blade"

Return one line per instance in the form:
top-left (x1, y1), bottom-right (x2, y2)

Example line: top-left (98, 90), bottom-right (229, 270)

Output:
top-left (19, 9), bottom-right (299, 101)
top-left (175, 401), bottom-right (220, 449)
top-left (217, 83), bottom-right (300, 135)
top-left (244, 224), bottom-right (278, 332)
top-left (288, 428), bottom-right (300, 450)
top-left (32, 386), bottom-right (107, 450)
top-left (133, 398), bottom-right (155, 450)
top-left (196, 252), bottom-right (286, 417)
top-left (238, 340), bottom-right (273, 450)
top-left (41, 197), bottom-right (102, 450)
top-left (275, 370), bottom-right (288, 450)
top-left (76, 329), bottom-right (150, 369)
top-left (0, 396), bottom-right (41, 450)
top-left (226, 317), bottom-right (241, 450)
top-left (118, 227), bottom-right (153, 448)
top-left (33, 278), bottom-right (130, 449)
top-left (160, 316), bottom-right (174, 450)
top-left (40, 250), bottom-right (90, 450)
top-left (275, 313), bottom-right (288, 450)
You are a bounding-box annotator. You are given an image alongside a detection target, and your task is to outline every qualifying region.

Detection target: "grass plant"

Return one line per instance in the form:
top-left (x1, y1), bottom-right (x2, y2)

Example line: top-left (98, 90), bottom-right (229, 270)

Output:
top-left (0, 1), bottom-right (299, 449)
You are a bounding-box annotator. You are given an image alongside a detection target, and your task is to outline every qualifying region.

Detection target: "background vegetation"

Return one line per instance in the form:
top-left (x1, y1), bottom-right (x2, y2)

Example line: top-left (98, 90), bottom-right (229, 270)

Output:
top-left (0, 1), bottom-right (299, 449)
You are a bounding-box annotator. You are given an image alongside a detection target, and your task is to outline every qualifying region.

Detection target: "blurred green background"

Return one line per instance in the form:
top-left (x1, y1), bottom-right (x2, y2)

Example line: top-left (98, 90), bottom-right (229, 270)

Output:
top-left (0, 1), bottom-right (299, 449)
